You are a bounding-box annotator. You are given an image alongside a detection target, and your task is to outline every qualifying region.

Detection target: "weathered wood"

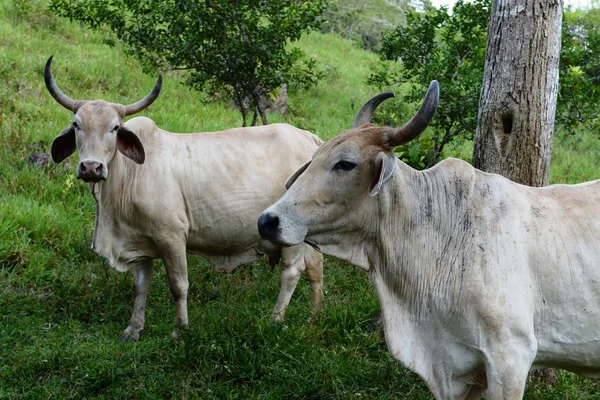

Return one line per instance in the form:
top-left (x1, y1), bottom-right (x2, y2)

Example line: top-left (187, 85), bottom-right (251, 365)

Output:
top-left (472, 0), bottom-right (562, 187)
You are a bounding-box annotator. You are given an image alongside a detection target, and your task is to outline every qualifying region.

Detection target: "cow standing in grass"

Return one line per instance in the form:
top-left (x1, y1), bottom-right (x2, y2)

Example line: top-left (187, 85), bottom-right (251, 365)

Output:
top-left (44, 56), bottom-right (323, 341)
top-left (259, 81), bottom-right (600, 399)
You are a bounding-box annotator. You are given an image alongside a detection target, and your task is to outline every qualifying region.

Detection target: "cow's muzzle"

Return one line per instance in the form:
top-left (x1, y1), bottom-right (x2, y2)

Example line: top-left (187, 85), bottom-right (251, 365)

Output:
top-left (258, 212), bottom-right (280, 241)
top-left (77, 161), bottom-right (106, 182)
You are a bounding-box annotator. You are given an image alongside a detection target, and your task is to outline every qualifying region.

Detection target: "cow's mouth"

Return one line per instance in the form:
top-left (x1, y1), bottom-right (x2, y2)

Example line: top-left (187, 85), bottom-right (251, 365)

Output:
top-left (79, 176), bottom-right (106, 183)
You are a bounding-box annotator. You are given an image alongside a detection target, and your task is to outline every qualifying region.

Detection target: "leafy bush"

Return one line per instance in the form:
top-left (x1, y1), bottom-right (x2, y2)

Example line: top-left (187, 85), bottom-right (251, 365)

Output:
top-left (558, 7), bottom-right (600, 135)
top-left (368, 0), bottom-right (490, 168)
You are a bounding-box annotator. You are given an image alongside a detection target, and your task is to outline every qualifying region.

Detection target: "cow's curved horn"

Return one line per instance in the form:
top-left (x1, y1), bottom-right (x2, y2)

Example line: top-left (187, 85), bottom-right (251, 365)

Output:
top-left (44, 56), bottom-right (84, 113)
top-left (384, 80), bottom-right (439, 147)
top-left (123, 73), bottom-right (163, 116)
top-left (352, 92), bottom-right (395, 128)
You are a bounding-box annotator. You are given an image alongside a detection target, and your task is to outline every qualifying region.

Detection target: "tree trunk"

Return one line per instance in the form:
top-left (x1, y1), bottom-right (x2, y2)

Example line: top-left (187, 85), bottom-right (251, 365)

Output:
top-left (251, 107), bottom-right (259, 127)
top-left (234, 93), bottom-right (248, 127)
top-left (257, 104), bottom-right (269, 125)
top-left (472, 0), bottom-right (562, 187)
top-left (251, 91), bottom-right (269, 125)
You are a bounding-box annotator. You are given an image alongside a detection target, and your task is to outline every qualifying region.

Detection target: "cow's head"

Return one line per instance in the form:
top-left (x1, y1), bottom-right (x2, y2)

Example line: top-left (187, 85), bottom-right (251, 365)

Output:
top-left (258, 81), bottom-right (438, 266)
top-left (45, 56), bottom-right (162, 182)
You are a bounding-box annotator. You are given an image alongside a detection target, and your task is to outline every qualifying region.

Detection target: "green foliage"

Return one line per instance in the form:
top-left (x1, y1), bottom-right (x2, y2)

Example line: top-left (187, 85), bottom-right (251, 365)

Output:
top-left (368, 0), bottom-right (490, 168)
top-left (49, 0), bottom-right (327, 126)
top-left (322, 0), bottom-right (409, 51)
top-left (558, 7), bottom-right (600, 135)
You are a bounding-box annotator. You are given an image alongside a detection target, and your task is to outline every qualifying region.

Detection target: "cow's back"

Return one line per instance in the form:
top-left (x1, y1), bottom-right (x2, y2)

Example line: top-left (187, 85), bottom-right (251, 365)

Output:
top-left (123, 118), bottom-right (320, 260)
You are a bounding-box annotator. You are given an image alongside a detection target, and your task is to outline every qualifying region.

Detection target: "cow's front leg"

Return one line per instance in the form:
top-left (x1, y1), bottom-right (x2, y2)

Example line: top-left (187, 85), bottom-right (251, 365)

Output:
top-left (160, 246), bottom-right (189, 339)
top-left (272, 253), bottom-right (304, 321)
top-left (303, 245), bottom-right (324, 317)
top-left (272, 244), bottom-right (324, 321)
top-left (121, 260), bottom-right (153, 342)
top-left (482, 343), bottom-right (535, 400)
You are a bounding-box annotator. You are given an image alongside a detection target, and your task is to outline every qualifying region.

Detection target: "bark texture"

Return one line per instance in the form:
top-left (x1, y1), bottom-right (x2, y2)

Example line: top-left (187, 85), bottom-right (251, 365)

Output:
top-left (472, 0), bottom-right (562, 187)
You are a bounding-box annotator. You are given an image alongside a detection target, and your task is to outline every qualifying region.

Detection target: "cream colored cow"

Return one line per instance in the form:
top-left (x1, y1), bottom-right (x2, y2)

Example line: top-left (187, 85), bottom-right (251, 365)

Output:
top-left (259, 81), bottom-right (600, 399)
top-left (45, 56), bottom-right (323, 341)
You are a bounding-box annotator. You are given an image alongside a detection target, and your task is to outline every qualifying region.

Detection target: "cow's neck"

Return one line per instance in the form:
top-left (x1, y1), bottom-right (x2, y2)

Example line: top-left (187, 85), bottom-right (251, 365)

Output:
top-left (88, 152), bottom-right (143, 259)
top-left (366, 159), bottom-right (476, 372)
top-left (91, 152), bottom-right (143, 215)
top-left (371, 159), bottom-right (476, 299)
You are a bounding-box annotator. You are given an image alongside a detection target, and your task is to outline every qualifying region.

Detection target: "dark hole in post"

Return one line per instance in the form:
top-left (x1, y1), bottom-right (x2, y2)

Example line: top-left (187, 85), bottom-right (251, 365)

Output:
top-left (502, 114), bottom-right (513, 134)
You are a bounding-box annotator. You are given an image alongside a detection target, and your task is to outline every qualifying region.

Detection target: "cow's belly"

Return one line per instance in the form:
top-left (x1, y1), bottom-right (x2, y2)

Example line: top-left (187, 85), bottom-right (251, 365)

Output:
top-left (530, 231), bottom-right (600, 368)
top-left (186, 223), bottom-right (259, 250)
top-left (533, 305), bottom-right (600, 369)
top-left (534, 342), bottom-right (600, 373)
top-left (190, 247), bottom-right (264, 273)
top-left (186, 233), bottom-right (278, 273)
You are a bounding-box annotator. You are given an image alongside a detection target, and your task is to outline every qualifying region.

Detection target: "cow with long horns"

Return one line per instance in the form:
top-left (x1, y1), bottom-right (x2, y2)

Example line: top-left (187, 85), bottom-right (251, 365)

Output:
top-left (259, 82), bottom-right (600, 399)
top-left (45, 56), bottom-right (324, 341)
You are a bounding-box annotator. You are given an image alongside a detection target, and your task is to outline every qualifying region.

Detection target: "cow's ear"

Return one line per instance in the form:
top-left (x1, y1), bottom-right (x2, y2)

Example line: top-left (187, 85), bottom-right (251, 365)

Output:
top-left (285, 160), bottom-right (311, 190)
top-left (51, 125), bottom-right (77, 163)
top-left (369, 152), bottom-right (396, 196)
top-left (117, 127), bottom-right (145, 164)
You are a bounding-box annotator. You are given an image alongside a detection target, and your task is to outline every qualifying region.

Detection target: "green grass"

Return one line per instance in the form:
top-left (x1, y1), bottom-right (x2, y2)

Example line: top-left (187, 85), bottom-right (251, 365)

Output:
top-left (2, 0), bottom-right (600, 399)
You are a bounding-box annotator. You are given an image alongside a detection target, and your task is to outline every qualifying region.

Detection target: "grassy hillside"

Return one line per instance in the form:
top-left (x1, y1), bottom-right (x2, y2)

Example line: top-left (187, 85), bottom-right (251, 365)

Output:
top-left (2, 1), bottom-right (600, 399)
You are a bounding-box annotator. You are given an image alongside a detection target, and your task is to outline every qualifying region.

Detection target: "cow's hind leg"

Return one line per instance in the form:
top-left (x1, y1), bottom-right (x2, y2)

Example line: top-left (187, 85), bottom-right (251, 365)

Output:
top-left (121, 260), bottom-right (153, 342)
top-left (157, 239), bottom-right (189, 339)
top-left (272, 244), bottom-right (323, 321)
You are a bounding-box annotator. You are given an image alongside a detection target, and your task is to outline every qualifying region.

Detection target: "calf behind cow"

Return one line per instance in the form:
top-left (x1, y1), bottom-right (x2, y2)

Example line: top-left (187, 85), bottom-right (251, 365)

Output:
top-left (44, 56), bottom-right (323, 341)
top-left (259, 82), bottom-right (600, 399)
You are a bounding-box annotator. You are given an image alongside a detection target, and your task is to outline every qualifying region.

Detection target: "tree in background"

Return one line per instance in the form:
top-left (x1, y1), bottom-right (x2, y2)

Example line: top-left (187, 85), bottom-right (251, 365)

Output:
top-left (472, 0), bottom-right (562, 187)
top-left (50, 0), bottom-right (327, 127)
top-left (558, 6), bottom-right (600, 135)
top-left (368, 0), bottom-right (490, 168)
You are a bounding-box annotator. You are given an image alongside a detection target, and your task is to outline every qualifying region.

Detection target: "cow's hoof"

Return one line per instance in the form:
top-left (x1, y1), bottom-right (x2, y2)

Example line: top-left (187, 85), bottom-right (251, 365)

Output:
top-left (170, 326), bottom-right (188, 340)
top-left (120, 329), bottom-right (142, 342)
top-left (271, 312), bottom-right (285, 323)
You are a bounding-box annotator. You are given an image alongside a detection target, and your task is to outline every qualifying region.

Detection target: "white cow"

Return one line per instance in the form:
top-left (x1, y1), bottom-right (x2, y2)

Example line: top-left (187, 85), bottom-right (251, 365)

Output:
top-left (259, 81), bottom-right (600, 399)
top-left (44, 56), bottom-right (323, 341)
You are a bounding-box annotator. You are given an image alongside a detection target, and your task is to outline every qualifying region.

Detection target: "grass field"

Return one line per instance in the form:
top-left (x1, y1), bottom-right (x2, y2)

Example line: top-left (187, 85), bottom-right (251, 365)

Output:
top-left (2, 1), bottom-right (600, 399)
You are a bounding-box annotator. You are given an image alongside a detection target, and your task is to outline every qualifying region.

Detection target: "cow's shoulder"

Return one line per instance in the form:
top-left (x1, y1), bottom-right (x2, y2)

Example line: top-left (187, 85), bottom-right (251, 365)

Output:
top-left (436, 157), bottom-right (474, 172)
top-left (124, 116), bottom-right (157, 132)
top-left (429, 157), bottom-right (480, 184)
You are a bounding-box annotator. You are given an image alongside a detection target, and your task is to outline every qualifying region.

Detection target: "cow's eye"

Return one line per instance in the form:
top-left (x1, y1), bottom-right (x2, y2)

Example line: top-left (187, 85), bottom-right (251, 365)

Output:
top-left (72, 121), bottom-right (78, 129)
top-left (333, 160), bottom-right (357, 171)
top-left (112, 125), bottom-right (120, 132)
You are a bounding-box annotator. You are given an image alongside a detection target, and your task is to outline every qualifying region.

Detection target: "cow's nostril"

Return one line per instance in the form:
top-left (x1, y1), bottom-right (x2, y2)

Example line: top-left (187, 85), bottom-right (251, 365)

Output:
top-left (80, 161), bottom-right (102, 174)
top-left (78, 161), bottom-right (105, 181)
top-left (258, 212), bottom-right (280, 240)
top-left (265, 214), bottom-right (279, 230)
